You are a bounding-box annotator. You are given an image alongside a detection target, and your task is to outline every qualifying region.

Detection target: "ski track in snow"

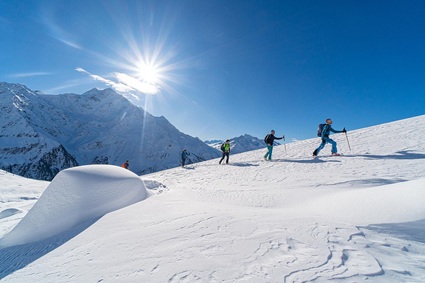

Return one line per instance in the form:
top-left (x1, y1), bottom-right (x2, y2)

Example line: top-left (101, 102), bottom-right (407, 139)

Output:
top-left (1, 115), bottom-right (425, 282)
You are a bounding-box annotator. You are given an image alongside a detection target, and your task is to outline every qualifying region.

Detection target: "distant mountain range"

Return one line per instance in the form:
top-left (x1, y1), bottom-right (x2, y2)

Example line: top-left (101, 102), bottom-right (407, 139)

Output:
top-left (0, 82), bottom-right (220, 180)
top-left (205, 134), bottom-right (279, 154)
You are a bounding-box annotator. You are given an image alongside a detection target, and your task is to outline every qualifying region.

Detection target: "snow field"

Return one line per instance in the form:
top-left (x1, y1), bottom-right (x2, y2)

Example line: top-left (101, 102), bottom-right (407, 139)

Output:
top-left (1, 114), bottom-right (425, 282)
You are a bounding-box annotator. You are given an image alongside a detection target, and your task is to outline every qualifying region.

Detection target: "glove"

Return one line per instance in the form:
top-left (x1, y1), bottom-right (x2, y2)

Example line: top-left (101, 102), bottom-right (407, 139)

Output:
top-left (342, 127), bottom-right (347, 133)
top-left (282, 135), bottom-right (285, 139)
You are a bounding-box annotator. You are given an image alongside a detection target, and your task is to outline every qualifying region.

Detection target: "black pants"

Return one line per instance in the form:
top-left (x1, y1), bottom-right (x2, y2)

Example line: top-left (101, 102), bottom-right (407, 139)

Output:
top-left (219, 152), bottom-right (229, 164)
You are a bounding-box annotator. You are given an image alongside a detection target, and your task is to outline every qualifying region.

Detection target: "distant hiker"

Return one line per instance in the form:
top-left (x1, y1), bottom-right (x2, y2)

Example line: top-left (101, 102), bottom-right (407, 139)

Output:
top-left (219, 140), bottom-right (231, 164)
top-left (122, 160), bottom-right (129, 169)
top-left (264, 130), bottom-right (284, 161)
top-left (181, 149), bottom-right (190, 167)
top-left (313, 118), bottom-right (346, 157)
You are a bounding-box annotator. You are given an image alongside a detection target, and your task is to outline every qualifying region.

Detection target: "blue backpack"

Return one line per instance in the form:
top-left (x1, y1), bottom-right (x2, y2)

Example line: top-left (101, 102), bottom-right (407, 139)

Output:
top-left (317, 124), bottom-right (326, 137)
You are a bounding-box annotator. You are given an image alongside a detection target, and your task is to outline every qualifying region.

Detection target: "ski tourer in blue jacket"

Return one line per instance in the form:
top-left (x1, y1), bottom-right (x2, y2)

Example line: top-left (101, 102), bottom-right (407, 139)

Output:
top-left (313, 119), bottom-right (346, 157)
top-left (181, 149), bottom-right (190, 167)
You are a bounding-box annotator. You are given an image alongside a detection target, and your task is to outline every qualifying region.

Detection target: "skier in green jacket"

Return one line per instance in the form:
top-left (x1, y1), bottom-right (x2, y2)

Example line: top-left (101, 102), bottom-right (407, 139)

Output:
top-left (219, 140), bottom-right (231, 164)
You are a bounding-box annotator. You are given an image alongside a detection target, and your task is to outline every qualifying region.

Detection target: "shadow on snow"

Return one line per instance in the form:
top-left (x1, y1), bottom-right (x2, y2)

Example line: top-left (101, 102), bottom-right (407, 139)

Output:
top-left (228, 162), bottom-right (259, 167)
top-left (273, 158), bottom-right (336, 164)
top-left (317, 178), bottom-right (408, 188)
top-left (0, 217), bottom-right (100, 280)
top-left (362, 219), bottom-right (425, 243)
top-left (356, 150), bottom-right (425, 160)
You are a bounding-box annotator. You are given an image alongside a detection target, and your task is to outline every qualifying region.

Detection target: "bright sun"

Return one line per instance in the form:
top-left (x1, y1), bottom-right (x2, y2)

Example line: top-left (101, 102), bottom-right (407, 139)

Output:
top-left (137, 63), bottom-right (160, 84)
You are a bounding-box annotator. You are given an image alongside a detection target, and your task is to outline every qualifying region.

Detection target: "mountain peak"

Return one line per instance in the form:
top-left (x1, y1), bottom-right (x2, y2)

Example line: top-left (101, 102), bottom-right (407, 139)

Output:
top-left (0, 82), bottom-right (220, 180)
top-left (0, 82), bottom-right (36, 97)
top-left (82, 87), bottom-right (114, 95)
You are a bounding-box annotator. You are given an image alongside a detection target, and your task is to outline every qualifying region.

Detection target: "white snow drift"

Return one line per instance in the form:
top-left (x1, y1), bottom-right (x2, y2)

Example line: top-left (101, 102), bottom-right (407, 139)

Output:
top-left (0, 165), bottom-right (149, 248)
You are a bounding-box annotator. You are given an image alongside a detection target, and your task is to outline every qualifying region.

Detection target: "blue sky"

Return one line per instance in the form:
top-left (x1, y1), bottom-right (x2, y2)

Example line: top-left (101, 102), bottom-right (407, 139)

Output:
top-left (1, 0), bottom-right (424, 141)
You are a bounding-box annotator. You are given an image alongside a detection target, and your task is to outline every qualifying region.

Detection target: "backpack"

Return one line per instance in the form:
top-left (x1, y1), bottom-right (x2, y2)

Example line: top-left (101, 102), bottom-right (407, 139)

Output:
top-left (221, 143), bottom-right (230, 152)
top-left (317, 123), bottom-right (326, 137)
top-left (264, 134), bottom-right (270, 144)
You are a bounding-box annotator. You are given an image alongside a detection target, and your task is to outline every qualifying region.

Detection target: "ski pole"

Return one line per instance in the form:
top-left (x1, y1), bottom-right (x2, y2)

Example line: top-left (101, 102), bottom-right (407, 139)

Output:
top-left (283, 137), bottom-right (287, 153)
top-left (345, 132), bottom-right (351, 151)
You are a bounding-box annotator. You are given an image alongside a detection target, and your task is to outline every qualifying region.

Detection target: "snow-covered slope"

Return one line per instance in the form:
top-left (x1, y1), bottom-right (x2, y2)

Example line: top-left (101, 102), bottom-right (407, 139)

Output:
top-left (0, 82), bottom-right (220, 180)
top-left (1, 115), bottom-right (425, 282)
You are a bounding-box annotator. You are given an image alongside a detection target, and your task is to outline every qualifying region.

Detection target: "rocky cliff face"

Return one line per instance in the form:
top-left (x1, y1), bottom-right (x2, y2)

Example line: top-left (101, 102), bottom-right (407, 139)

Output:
top-left (3, 145), bottom-right (79, 181)
top-left (0, 82), bottom-right (219, 180)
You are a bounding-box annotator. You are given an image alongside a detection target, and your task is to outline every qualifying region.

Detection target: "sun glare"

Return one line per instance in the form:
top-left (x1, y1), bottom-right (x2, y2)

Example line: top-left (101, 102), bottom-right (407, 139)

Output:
top-left (75, 4), bottom-right (186, 98)
top-left (137, 63), bottom-right (160, 84)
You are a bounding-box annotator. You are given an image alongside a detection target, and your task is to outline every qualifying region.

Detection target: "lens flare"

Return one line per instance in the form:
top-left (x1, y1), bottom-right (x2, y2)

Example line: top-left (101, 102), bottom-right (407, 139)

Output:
top-left (136, 62), bottom-right (160, 84)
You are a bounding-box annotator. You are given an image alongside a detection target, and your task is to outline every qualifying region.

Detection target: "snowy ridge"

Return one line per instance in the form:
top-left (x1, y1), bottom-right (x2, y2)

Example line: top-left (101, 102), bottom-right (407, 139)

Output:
top-left (0, 114), bottom-right (425, 282)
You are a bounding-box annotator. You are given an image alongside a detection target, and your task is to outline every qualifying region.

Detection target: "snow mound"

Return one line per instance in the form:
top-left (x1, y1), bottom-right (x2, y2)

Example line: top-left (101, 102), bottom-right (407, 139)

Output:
top-left (300, 178), bottom-right (425, 224)
top-left (0, 165), bottom-right (149, 248)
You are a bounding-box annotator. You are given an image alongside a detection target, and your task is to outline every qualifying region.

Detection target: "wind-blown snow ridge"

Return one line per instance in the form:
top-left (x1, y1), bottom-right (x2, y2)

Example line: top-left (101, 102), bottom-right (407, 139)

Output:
top-left (0, 165), bottom-right (149, 248)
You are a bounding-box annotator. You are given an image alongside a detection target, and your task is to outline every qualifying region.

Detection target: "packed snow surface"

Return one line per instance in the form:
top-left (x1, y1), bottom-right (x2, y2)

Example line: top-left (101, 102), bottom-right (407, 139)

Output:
top-left (1, 115), bottom-right (425, 282)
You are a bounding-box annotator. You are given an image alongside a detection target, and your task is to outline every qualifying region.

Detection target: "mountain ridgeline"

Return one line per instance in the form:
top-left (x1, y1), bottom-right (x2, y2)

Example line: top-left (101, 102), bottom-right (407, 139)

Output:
top-left (0, 82), bottom-right (220, 180)
top-left (205, 134), bottom-right (271, 154)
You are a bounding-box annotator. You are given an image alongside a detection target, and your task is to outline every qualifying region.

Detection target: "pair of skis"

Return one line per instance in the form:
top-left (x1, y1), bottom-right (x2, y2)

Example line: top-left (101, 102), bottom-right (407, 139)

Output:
top-left (313, 153), bottom-right (343, 159)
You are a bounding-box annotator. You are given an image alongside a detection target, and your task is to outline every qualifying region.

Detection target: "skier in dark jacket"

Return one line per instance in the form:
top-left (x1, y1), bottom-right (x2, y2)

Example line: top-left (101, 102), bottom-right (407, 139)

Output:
top-left (219, 140), bottom-right (231, 164)
top-left (122, 160), bottom-right (129, 169)
top-left (313, 118), bottom-right (346, 157)
top-left (264, 130), bottom-right (284, 161)
top-left (181, 149), bottom-right (190, 167)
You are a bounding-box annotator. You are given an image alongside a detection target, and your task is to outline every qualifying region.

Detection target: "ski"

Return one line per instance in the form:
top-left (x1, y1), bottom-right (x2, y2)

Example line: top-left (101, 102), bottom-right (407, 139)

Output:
top-left (312, 153), bottom-right (344, 159)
